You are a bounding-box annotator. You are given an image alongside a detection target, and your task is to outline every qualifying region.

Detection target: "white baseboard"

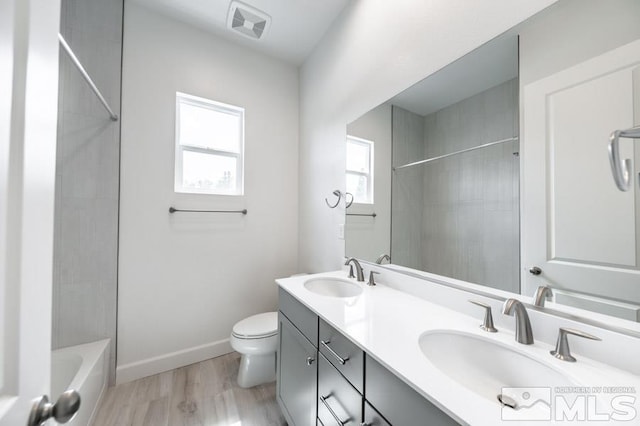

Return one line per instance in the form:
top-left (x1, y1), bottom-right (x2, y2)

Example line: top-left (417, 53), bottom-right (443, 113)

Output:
top-left (115, 338), bottom-right (233, 385)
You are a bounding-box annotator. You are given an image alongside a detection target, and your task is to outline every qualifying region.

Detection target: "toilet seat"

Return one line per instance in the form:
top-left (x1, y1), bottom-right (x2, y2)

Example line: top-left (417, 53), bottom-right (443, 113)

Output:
top-left (231, 312), bottom-right (277, 339)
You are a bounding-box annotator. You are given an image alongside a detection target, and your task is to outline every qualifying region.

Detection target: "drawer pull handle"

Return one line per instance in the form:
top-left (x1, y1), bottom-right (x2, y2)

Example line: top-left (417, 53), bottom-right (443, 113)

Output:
top-left (321, 340), bottom-right (349, 365)
top-left (320, 394), bottom-right (351, 425)
top-left (306, 356), bottom-right (315, 366)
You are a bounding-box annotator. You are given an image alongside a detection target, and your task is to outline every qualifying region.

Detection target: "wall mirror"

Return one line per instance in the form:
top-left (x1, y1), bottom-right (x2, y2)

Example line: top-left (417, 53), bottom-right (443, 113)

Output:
top-left (345, 0), bottom-right (640, 327)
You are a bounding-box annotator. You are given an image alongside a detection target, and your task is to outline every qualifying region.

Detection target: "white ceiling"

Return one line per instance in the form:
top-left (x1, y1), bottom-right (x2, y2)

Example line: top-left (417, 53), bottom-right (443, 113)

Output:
top-left (390, 31), bottom-right (519, 117)
top-left (129, 0), bottom-right (350, 65)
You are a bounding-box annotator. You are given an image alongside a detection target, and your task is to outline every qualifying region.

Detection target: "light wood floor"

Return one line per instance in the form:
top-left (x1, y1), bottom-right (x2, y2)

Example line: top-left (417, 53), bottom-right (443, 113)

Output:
top-left (93, 352), bottom-right (286, 426)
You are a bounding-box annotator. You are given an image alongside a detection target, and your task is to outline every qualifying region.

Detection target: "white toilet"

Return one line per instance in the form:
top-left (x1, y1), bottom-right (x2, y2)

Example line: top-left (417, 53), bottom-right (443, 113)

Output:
top-left (230, 311), bottom-right (278, 388)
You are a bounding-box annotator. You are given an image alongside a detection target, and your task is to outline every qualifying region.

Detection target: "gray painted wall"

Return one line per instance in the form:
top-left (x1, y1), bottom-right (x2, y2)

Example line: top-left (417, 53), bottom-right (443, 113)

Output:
top-left (52, 0), bottom-right (122, 384)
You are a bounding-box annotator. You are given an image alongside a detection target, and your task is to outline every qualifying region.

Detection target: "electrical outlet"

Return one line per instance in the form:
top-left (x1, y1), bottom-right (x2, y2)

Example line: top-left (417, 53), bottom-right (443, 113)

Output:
top-left (338, 224), bottom-right (345, 240)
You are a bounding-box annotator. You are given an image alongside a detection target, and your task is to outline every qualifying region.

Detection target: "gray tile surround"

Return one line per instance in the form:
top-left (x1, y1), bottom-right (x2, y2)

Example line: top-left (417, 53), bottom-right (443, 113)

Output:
top-left (52, 0), bottom-right (123, 385)
top-left (392, 79), bottom-right (520, 293)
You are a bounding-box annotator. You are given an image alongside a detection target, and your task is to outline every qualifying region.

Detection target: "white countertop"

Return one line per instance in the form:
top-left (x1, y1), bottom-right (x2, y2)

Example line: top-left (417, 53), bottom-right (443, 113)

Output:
top-left (277, 271), bottom-right (640, 426)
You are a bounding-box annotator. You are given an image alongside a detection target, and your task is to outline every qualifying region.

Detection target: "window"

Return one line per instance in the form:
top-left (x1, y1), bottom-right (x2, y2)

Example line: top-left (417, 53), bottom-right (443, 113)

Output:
top-left (175, 92), bottom-right (244, 195)
top-left (346, 135), bottom-right (374, 204)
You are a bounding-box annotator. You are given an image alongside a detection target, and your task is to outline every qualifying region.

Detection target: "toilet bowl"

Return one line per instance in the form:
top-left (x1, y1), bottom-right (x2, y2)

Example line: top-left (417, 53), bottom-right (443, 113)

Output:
top-left (230, 311), bottom-right (278, 388)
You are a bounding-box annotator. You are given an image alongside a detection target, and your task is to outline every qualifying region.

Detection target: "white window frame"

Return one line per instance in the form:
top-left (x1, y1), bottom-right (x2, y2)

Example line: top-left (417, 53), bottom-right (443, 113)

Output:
top-left (174, 92), bottom-right (245, 195)
top-left (346, 135), bottom-right (374, 204)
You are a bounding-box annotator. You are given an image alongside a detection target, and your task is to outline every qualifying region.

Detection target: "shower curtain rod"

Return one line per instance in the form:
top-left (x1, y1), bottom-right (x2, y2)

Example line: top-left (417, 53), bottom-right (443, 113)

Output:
top-left (58, 33), bottom-right (119, 121)
top-left (393, 136), bottom-right (518, 171)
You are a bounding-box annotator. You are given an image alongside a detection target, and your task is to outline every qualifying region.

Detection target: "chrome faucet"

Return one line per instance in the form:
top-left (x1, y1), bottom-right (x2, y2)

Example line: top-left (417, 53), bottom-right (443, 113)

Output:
top-left (344, 257), bottom-right (365, 282)
top-left (502, 299), bottom-right (534, 344)
top-left (375, 254), bottom-right (391, 264)
top-left (533, 285), bottom-right (553, 307)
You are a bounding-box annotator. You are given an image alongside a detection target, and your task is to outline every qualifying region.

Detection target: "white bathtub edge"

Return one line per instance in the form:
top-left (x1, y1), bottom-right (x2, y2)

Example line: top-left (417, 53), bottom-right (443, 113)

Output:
top-left (53, 339), bottom-right (110, 426)
top-left (87, 340), bottom-right (110, 426)
top-left (115, 338), bottom-right (232, 385)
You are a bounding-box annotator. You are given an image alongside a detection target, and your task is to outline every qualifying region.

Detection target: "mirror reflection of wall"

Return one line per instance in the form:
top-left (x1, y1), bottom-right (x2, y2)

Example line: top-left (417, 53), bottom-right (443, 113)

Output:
top-left (391, 77), bottom-right (520, 293)
top-left (345, 104), bottom-right (391, 263)
top-left (344, 0), bottom-right (640, 325)
top-left (345, 33), bottom-right (521, 293)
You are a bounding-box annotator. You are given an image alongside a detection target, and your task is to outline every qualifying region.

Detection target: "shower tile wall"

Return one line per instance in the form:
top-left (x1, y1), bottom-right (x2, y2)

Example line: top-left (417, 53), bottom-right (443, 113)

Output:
top-left (421, 79), bottom-right (519, 292)
top-left (53, 0), bottom-right (123, 384)
top-left (391, 106), bottom-right (425, 270)
top-left (391, 79), bottom-right (519, 292)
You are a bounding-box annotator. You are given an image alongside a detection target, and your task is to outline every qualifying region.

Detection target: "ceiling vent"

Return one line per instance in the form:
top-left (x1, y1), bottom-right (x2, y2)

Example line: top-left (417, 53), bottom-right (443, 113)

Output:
top-left (227, 1), bottom-right (271, 41)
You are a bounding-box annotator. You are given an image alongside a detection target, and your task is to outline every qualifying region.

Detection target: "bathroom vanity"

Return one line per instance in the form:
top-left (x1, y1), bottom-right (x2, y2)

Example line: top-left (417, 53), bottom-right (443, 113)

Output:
top-left (276, 272), bottom-right (640, 425)
top-left (277, 286), bottom-right (455, 426)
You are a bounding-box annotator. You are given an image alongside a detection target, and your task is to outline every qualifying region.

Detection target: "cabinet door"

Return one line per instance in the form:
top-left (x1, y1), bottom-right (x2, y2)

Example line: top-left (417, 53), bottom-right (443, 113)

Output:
top-left (365, 355), bottom-right (458, 425)
top-left (317, 354), bottom-right (362, 426)
top-left (363, 401), bottom-right (391, 426)
top-left (277, 313), bottom-right (317, 426)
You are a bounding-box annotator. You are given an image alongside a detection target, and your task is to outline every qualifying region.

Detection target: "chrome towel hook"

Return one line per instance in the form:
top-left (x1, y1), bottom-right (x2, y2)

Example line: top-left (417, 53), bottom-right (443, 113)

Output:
top-left (345, 192), bottom-right (354, 208)
top-left (608, 126), bottom-right (640, 191)
top-left (325, 190), bottom-right (342, 208)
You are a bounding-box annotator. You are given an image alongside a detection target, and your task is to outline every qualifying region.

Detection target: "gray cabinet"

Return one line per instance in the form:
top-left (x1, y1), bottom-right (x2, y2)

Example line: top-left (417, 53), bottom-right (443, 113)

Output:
top-left (279, 288), bottom-right (318, 343)
top-left (277, 288), bottom-right (459, 426)
top-left (317, 354), bottom-right (362, 426)
top-left (365, 355), bottom-right (458, 426)
top-left (277, 313), bottom-right (317, 426)
top-left (319, 319), bottom-right (364, 393)
top-left (364, 401), bottom-right (391, 426)
top-left (277, 289), bottom-right (319, 426)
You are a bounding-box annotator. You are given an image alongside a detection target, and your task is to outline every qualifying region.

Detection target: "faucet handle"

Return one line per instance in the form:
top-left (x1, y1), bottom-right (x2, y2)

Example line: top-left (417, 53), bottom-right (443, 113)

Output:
top-left (469, 300), bottom-right (498, 332)
top-left (348, 264), bottom-right (355, 279)
top-left (368, 271), bottom-right (379, 286)
top-left (551, 327), bottom-right (601, 362)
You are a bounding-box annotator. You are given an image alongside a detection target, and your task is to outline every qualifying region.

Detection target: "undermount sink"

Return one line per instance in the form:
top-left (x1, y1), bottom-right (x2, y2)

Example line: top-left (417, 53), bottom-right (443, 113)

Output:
top-left (304, 277), bottom-right (363, 298)
top-left (419, 331), bottom-right (575, 408)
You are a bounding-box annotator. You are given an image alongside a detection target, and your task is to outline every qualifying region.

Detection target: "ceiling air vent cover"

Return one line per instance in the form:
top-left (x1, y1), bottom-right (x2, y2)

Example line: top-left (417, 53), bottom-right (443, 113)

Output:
top-left (227, 1), bottom-right (271, 40)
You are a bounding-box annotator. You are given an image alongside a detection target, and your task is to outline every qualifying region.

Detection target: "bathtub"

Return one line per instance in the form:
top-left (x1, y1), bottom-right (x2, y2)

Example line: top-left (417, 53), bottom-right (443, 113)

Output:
top-left (51, 339), bottom-right (110, 426)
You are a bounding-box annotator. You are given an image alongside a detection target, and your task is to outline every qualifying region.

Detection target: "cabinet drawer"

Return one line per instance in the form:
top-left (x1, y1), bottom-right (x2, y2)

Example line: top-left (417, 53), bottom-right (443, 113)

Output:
top-left (365, 355), bottom-right (458, 426)
top-left (364, 401), bottom-right (391, 426)
top-left (319, 319), bottom-right (364, 393)
top-left (318, 354), bottom-right (362, 426)
top-left (279, 288), bottom-right (318, 345)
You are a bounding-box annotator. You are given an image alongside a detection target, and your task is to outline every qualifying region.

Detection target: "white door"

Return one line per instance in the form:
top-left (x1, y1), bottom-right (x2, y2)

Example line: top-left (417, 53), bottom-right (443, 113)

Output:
top-left (0, 0), bottom-right (61, 424)
top-left (522, 39), bottom-right (640, 315)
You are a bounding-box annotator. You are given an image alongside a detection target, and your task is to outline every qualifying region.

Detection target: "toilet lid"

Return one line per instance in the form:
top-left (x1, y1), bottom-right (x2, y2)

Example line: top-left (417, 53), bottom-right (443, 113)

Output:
top-left (232, 312), bottom-right (278, 339)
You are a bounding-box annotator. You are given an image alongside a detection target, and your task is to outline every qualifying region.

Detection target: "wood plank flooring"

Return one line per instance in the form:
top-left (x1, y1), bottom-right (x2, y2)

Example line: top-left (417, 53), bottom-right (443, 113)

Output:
top-left (93, 352), bottom-right (286, 426)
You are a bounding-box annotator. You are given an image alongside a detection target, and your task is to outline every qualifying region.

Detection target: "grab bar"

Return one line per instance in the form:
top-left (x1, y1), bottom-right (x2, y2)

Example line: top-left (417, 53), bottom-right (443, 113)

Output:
top-left (58, 34), bottom-right (118, 121)
top-left (169, 207), bottom-right (247, 215)
top-left (346, 212), bottom-right (376, 217)
top-left (609, 126), bottom-right (640, 191)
